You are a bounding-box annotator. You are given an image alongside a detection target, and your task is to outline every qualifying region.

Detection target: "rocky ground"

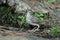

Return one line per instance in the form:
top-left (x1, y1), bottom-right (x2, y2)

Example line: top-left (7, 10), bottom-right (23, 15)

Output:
top-left (0, 0), bottom-right (60, 40)
top-left (0, 28), bottom-right (60, 40)
top-left (0, 31), bottom-right (60, 40)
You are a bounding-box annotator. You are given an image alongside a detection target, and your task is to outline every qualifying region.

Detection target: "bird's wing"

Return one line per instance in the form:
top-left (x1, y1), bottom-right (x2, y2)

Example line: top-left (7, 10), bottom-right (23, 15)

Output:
top-left (31, 15), bottom-right (41, 23)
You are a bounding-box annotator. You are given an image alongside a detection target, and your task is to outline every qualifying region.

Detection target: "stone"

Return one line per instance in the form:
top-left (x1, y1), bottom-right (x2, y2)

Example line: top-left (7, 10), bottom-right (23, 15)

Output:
top-left (7, 0), bottom-right (20, 6)
top-left (15, 1), bottom-right (31, 13)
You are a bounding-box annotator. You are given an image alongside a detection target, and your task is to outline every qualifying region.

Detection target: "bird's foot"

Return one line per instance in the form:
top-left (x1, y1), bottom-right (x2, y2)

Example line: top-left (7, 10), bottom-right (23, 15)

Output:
top-left (27, 28), bottom-right (39, 33)
top-left (27, 30), bottom-right (35, 33)
top-left (33, 28), bottom-right (40, 32)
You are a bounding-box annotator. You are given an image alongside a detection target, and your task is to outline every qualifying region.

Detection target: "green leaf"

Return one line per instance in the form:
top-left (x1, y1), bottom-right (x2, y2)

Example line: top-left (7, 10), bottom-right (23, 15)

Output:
top-left (50, 26), bottom-right (58, 36)
top-left (40, 14), bottom-right (44, 16)
top-left (48, 0), bottom-right (56, 3)
top-left (18, 16), bottom-right (21, 19)
top-left (34, 12), bottom-right (45, 20)
top-left (17, 15), bottom-right (26, 26)
top-left (35, 12), bottom-right (40, 17)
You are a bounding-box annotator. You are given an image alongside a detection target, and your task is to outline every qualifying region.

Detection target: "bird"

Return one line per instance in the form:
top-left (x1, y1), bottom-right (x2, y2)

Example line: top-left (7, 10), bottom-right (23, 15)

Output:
top-left (26, 10), bottom-right (42, 32)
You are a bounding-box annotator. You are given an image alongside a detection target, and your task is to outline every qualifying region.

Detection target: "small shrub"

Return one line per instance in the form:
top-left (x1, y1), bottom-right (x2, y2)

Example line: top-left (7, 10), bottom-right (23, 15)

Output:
top-left (48, 0), bottom-right (56, 3)
top-left (0, 6), bottom-right (6, 12)
top-left (34, 12), bottom-right (45, 20)
top-left (17, 15), bottom-right (26, 26)
top-left (50, 26), bottom-right (59, 36)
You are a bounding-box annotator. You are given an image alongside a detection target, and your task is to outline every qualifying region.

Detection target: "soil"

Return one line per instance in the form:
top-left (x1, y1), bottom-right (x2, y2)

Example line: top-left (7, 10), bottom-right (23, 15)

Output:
top-left (0, 28), bottom-right (60, 40)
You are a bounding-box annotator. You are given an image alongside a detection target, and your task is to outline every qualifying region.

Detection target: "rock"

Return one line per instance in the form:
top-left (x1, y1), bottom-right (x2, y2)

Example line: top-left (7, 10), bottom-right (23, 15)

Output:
top-left (15, 1), bottom-right (31, 13)
top-left (5, 0), bottom-right (51, 14)
top-left (6, 0), bottom-right (32, 13)
top-left (53, 8), bottom-right (60, 18)
top-left (7, 0), bottom-right (15, 6)
top-left (32, 2), bottom-right (49, 13)
top-left (5, 0), bottom-right (31, 13)
top-left (22, 0), bottom-right (49, 13)
top-left (0, 0), bottom-right (49, 13)
top-left (56, 0), bottom-right (60, 4)
top-left (7, 0), bottom-right (20, 6)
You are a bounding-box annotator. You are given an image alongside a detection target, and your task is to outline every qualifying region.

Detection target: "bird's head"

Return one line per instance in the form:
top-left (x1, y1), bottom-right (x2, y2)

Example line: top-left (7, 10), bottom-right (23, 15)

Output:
top-left (27, 9), bottom-right (34, 15)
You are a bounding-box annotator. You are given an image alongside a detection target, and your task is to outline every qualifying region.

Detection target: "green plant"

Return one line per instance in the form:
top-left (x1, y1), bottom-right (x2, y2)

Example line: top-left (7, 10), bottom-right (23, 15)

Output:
top-left (34, 12), bottom-right (45, 20)
top-left (0, 5), bottom-right (17, 26)
top-left (17, 15), bottom-right (26, 26)
top-left (50, 26), bottom-right (59, 36)
top-left (0, 5), bottom-right (26, 27)
top-left (0, 6), bottom-right (6, 11)
top-left (48, 0), bottom-right (56, 3)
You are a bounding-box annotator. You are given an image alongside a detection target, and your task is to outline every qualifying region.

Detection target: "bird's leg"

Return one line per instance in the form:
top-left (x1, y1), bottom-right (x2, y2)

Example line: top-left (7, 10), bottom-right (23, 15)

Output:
top-left (32, 24), bottom-right (40, 32)
top-left (28, 24), bottom-right (40, 32)
top-left (34, 24), bottom-right (40, 32)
